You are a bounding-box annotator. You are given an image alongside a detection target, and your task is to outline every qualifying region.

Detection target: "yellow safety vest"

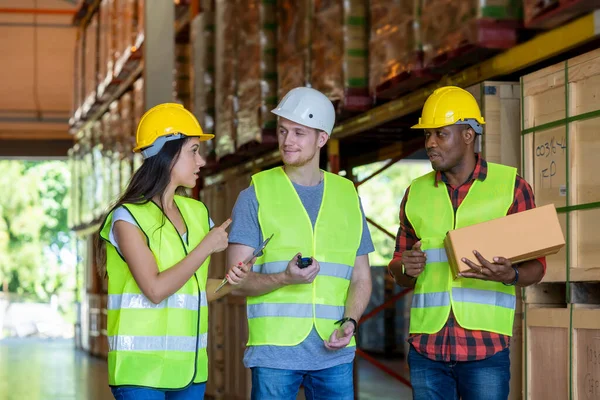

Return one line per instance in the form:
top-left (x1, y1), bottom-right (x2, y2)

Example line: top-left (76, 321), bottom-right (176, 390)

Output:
top-left (99, 195), bottom-right (210, 388)
top-left (248, 167), bottom-right (363, 346)
top-left (405, 162), bottom-right (517, 336)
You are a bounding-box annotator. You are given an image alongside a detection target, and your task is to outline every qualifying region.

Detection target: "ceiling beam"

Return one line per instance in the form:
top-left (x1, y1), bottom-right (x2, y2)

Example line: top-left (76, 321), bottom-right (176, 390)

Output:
top-left (0, 138), bottom-right (73, 158)
top-left (0, 129), bottom-right (70, 140)
top-left (0, 8), bottom-right (77, 15)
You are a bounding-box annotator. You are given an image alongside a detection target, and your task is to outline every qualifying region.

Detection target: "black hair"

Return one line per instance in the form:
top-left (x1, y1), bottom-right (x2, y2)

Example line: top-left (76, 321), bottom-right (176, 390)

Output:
top-left (95, 137), bottom-right (191, 276)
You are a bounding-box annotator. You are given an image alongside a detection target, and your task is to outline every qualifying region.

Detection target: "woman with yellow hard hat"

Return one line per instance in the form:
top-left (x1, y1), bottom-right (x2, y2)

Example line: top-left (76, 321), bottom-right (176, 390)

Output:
top-left (97, 103), bottom-right (252, 400)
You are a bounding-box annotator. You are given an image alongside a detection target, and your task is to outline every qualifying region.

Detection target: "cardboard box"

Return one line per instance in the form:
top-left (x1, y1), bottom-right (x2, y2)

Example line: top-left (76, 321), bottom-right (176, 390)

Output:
top-left (444, 204), bottom-right (566, 279)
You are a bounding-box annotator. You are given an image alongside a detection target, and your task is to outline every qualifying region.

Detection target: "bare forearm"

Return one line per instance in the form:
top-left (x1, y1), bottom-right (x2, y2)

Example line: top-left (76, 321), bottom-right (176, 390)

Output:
top-left (344, 278), bottom-right (372, 322)
top-left (389, 258), bottom-right (416, 288)
top-left (232, 271), bottom-right (288, 297)
top-left (515, 259), bottom-right (544, 287)
top-left (149, 242), bottom-right (212, 303)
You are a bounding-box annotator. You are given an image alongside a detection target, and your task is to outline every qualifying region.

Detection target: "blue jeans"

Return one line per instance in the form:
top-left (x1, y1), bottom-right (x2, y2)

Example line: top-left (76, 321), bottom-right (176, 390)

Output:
top-left (251, 362), bottom-right (354, 400)
top-left (111, 383), bottom-right (206, 400)
top-left (408, 346), bottom-right (510, 400)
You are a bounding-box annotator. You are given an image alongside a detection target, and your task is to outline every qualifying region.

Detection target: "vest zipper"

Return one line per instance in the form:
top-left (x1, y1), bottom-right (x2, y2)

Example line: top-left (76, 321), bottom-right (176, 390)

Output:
top-left (152, 200), bottom-right (201, 390)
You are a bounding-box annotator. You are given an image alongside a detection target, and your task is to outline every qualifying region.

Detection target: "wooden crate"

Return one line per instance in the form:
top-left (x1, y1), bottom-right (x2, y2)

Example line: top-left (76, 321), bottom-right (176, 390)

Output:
top-left (99, 294), bottom-right (109, 359)
top-left (572, 306), bottom-right (600, 400)
top-left (525, 305), bottom-right (570, 400)
top-left (524, 282), bottom-right (600, 399)
top-left (88, 293), bottom-right (102, 357)
top-left (466, 81), bottom-right (521, 171)
top-left (223, 298), bottom-right (251, 400)
top-left (521, 47), bottom-right (600, 284)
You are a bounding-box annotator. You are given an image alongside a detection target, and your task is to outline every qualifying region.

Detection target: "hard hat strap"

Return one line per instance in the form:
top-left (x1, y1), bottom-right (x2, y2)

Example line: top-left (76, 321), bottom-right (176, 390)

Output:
top-left (140, 133), bottom-right (185, 159)
top-left (455, 119), bottom-right (483, 135)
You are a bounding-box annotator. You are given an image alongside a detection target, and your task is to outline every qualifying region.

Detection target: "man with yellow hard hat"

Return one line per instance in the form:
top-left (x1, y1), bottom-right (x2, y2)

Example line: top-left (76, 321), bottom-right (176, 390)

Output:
top-left (388, 86), bottom-right (546, 399)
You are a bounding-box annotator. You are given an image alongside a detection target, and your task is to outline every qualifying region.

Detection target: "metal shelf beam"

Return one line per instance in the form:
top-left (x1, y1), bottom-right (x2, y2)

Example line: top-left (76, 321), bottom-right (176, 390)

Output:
top-left (332, 10), bottom-right (600, 139)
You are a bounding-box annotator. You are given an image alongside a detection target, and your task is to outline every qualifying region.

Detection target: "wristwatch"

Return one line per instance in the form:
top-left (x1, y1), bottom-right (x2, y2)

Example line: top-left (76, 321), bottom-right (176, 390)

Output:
top-left (335, 317), bottom-right (358, 335)
top-left (503, 266), bottom-right (519, 286)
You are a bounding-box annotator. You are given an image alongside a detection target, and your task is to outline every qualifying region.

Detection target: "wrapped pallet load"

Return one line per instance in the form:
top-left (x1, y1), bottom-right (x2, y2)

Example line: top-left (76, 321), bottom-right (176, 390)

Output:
top-left (98, 0), bottom-right (116, 98)
top-left (277, 0), bottom-right (310, 100)
top-left (175, 44), bottom-right (192, 110)
top-left (311, 0), bottom-right (344, 102)
top-left (237, 0), bottom-right (278, 149)
top-left (114, 0), bottom-right (137, 77)
top-left (191, 3), bottom-right (216, 159)
top-left (418, 0), bottom-right (520, 69)
top-left (368, 0), bottom-right (417, 98)
top-left (342, 0), bottom-right (369, 111)
top-left (215, 0), bottom-right (237, 160)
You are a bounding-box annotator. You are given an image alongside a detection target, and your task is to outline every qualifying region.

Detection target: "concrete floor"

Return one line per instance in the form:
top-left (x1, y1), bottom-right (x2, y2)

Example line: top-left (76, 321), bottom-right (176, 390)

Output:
top-left (0, 338), bottom-right (412, 400)
top-left (0, 338), bottom-right (112, 400)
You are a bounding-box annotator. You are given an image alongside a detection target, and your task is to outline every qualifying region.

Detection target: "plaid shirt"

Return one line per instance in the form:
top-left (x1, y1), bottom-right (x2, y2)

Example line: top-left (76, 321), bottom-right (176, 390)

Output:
top-left (390, 155), bottom-right (546, 362)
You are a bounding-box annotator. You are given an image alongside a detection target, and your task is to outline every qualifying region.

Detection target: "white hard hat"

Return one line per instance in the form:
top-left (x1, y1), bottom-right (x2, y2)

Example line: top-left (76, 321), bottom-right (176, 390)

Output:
top-left (271, 87), bottom-right (336, 135)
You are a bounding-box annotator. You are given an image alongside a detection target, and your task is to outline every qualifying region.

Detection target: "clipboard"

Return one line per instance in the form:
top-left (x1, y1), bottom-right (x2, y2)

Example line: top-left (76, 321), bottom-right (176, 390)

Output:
top-left (214, 233), bottom-right (274, 293)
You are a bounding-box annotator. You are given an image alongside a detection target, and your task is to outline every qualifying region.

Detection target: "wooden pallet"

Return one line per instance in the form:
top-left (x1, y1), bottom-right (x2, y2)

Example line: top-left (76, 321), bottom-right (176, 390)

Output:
top-left (525, 0), bottom-right (600, 30)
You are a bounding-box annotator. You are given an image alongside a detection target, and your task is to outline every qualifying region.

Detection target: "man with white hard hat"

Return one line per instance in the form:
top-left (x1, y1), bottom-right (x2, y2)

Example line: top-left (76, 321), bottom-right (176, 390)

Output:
top-left (227, 86), bottom-right (374, 399)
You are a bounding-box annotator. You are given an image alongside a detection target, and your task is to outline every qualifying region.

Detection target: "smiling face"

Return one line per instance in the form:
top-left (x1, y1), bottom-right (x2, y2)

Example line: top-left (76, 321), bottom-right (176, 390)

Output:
top-left (424, 124), bottom-right (476, 172)
top-left (277, 117), bottom-right (329, 167)
top-left (170, 137), bottom-right (206, 188)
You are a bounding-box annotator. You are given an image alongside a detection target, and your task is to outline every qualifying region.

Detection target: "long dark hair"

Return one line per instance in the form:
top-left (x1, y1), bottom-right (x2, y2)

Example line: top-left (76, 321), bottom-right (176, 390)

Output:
top-left (95, 137), bottom-right (191, 276)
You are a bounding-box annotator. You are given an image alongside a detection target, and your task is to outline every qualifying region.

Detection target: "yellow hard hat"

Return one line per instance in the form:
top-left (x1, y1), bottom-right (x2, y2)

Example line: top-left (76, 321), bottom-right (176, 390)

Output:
top-left (411, 86), bottom-right (485, 133)
top-left (133, 103), bottom-right (214, 158)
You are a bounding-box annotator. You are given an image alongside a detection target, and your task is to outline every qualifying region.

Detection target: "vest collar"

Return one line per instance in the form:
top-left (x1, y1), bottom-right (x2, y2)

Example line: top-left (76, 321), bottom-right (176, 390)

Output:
top-left (434, 154), bottom-right (489, 187)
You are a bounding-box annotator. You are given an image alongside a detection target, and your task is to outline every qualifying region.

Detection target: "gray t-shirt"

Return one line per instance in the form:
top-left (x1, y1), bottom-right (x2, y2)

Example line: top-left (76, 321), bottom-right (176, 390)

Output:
top-left (229, 179), bottom-right (374, 371)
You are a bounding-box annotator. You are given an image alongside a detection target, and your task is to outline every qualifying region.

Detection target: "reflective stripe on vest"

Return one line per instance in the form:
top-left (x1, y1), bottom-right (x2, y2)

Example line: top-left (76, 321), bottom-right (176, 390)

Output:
top-left (424, 248), bottom-right (448, 263)
top-left (405, 162), bottom-right (517, 336)
top-left (108, 333), bottom-right (208, 352)
top-left (107, 292), bottom-right (208, 311)
top-left (247, 303), bottom-right (344, 320)
top-left (251, 261), bottom-right (353, 280)
top-left (411, 288), bottom-right (515, 309)
top-left (248, 167), bottom-right (362, 346)
top-left (99, 195), bottom-right (211, 388)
